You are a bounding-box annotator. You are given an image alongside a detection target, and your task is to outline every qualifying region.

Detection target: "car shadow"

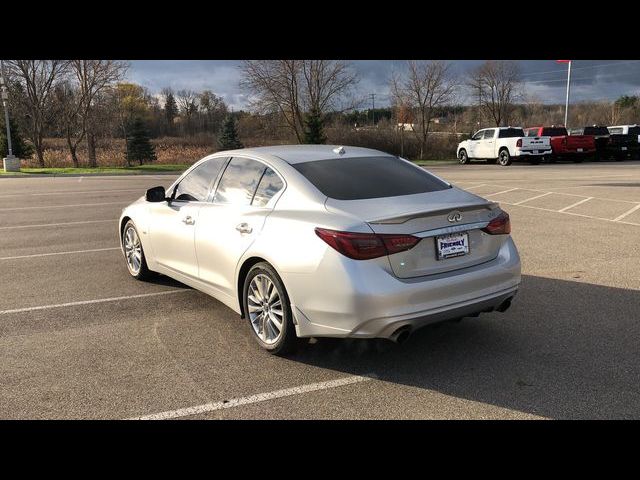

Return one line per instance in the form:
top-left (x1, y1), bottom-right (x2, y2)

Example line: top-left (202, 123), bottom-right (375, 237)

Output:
top-left (587, 183), bottom-right (640, 188)
top-left (145, 273), bottom-right (193, 289)
top-left (287, 275), bottom-right (640, 419)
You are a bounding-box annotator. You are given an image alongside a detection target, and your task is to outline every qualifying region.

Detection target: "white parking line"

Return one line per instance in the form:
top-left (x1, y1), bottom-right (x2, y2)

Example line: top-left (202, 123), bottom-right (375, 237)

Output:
top-left (558, 197), bottom-right (593, 212)
top-left (130, 375), bottom-right (374, 420)
top-left (0, 247), bottom-right (119, 261)
top-left (0, 290), bottom-right (189, 316)
top-left (0, 219), bottom-right (117, 230)
top-left (0, 202), bottom-right (125, 211)
top-left (460, 183), bottom-right (486, 189)
top-left (613, 203), bottom-right (640, 222)
top-left (501, 201), bottom-right (640, 226)
top-left (484, 187), bottom-right (519, 196)
top-left (512, 191), bottom-right (553, 205)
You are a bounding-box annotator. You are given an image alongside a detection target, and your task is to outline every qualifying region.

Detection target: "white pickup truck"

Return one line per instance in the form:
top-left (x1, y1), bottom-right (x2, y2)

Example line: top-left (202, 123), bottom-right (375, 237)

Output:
top-left (457, 127), bottom-right (552, 166)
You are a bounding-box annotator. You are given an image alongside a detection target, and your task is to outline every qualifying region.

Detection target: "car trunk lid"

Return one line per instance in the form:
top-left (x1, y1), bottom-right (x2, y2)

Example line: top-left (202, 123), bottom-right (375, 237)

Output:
top-left (325, 187), bottom-right (506, 278)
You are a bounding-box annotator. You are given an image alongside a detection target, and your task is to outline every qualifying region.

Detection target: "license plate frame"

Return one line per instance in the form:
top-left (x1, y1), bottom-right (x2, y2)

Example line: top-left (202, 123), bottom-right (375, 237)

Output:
top-left (435, 232), bottom-right (470, 260)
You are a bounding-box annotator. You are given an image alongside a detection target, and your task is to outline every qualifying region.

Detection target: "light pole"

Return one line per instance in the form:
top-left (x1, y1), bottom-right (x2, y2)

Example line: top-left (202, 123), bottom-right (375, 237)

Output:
top-left (557, 60), bottom-right (572, 128)
top-left (1, 59), bottom-right (20, 172)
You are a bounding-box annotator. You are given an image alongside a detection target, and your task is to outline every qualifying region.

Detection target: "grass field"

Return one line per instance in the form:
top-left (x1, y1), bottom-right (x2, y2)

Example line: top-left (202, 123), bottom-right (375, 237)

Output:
top-left (0, 164), bottom-right (189, 176)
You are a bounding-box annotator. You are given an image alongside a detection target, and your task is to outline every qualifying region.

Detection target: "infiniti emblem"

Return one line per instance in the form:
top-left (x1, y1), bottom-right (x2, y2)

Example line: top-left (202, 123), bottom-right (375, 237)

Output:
top-left (447, 210), bottom-right (462, 223)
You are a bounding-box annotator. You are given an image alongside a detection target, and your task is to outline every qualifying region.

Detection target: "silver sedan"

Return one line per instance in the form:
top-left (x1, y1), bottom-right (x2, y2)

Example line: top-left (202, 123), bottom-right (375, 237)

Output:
top-left (119, 145), bottom-right (521, 354)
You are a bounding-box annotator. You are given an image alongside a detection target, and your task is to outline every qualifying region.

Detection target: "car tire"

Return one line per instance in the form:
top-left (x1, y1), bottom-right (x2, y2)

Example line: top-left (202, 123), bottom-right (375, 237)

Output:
top-left (243, 262), bottom-right (299, 355)
top-left (498, 149), bottom-right (512, 166)
top-left (458, 149), bottom-right (470, 165)
top-left (122, 220), bottom-right (154, 281)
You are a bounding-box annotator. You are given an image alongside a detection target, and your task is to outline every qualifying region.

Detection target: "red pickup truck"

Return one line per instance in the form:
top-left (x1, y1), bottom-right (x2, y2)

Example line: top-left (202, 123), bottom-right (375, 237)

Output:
top-left (524, 126), bottom-right (595, 162)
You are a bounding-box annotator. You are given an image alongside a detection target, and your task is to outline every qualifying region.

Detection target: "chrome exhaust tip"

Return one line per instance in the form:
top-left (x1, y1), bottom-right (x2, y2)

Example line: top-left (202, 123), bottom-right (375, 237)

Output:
top-left (496, 297), bottom-right (513, 313)
top-left (389, 326), bottom-right (412, 344)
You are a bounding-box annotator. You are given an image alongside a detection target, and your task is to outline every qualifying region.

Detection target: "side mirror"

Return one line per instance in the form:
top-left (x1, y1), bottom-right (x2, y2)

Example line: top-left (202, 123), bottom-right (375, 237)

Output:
top-left (146, 186), bottom-right (166, 202)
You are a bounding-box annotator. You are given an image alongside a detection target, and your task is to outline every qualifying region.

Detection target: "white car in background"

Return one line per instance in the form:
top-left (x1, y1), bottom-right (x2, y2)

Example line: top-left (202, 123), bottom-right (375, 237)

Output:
top-left (119, 145), bottom-right (521, 355)
top-left (457, 127), bottom-right (552, 166)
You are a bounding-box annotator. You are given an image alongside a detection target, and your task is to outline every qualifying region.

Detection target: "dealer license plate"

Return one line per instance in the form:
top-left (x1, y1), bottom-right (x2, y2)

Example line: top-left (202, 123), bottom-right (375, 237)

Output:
top-left (436, 232), bottom-right (470, 260)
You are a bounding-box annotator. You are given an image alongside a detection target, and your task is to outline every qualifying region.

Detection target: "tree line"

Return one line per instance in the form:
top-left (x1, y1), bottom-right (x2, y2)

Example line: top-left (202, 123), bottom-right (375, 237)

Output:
top-left (2, 59), bottom-right (639, 165)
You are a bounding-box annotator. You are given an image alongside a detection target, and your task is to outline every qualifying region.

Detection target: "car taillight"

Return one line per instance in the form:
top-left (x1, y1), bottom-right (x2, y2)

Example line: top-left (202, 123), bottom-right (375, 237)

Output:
top-left (315, 228), bottom-right (420, 260)
top-left (482, 212), bottom-right (511, 235)
top-left (516, 139), bottom-right (522, 147)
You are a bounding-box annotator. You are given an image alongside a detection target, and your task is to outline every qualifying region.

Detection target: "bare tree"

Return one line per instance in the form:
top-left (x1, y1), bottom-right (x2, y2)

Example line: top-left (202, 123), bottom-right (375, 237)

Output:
top-left (69, 60), bottom-right (128, 167)
top-left (240, 60), bottom-right (358, 143)
top-left (176, 89), bottom-right (198, 134)
top-left (390, 61), bottom-right (457, 159)
top-left (468, 60), bottom-right (521, 128)
top-left (6, 60), bottom-right (69, 166)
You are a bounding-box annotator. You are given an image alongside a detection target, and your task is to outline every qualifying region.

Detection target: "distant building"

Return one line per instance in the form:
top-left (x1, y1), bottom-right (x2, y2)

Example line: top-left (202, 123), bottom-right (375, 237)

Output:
top-left (397, 123), bottom-right (415, 131)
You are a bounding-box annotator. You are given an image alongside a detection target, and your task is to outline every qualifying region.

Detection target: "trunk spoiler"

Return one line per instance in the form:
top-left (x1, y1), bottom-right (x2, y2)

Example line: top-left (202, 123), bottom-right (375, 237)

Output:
top-left (368, 201), bottom-right (498, 225)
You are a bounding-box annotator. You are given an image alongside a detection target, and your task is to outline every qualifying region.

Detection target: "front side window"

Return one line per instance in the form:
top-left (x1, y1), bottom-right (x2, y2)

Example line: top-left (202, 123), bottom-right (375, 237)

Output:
top-left (293, 156), bottom-right (450, 201)
top-left (214, 157), bottom-right (266, 206)
top-left (483, 129), bottom-right (497, 139)
top-left (472, 130), bottom-right (484, 141)
top-left (173, 157), bottom-right (228, 202)
top-left (252, 168), bottom-right (285, 207)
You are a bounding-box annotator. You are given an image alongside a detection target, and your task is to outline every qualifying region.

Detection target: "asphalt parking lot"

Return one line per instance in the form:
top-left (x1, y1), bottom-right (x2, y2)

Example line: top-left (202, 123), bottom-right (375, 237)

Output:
top-left (1, 161), bottom-right (639, 419)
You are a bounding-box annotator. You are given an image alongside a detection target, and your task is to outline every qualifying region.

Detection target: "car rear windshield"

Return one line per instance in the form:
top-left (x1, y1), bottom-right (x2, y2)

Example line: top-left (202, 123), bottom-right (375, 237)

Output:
top-left (498, 128), bottom-right (525, 138)
top-left (292, 156), bottom-right (450, 200)
top-left (584, 127), bottom-right (610, 136)
top-left (541, 127), bottom-right (567, 136)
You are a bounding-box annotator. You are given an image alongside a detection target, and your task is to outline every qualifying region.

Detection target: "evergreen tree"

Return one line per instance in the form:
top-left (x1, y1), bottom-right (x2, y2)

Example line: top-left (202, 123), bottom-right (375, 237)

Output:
top-left (0, 116), bottom-right (33, 159)
top-left (126, 117), bottom-right (157, 166)
top-left (303, 108), bottom-right (326, 144)
top-left (164, 91), bottom-right (178, 133)
top-left (218, 115), bottom-right (244, 150)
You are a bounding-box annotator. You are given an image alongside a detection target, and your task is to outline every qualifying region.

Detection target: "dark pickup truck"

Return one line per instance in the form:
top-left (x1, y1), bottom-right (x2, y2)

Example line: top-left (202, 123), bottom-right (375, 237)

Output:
top-left (569, 126), bottom-right (640, 160)
top-left (525, 126), bottom-right (595, 162)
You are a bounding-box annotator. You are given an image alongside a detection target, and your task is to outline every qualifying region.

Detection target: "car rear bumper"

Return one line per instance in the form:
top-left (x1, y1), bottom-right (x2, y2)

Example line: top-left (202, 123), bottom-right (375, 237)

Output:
top-left (514, 148), bottom-right (552, 158)
top-left (287, 236), bottom-right (521, 339)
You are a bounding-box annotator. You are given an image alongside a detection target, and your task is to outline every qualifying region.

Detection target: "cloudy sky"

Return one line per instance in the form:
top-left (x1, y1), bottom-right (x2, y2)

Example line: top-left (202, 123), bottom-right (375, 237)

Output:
top-left (127, 60), bottom-right (640, 110)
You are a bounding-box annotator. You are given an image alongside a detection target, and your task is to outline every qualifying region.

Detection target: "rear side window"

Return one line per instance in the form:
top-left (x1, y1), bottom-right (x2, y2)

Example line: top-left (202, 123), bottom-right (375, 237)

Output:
top-left (541, 127), bottom-right (567, 136)
top-left (252, 168), bottom-right (284, 207)
top-left (498, 128), bottom-right (524, 138)
top-left (173, 157), bottom-right (228, 202)
top-left (214, 157), bottom-right (265, 205)
top-left (292, 156), bottom-right (450, 201)
top-left (584, 127), bottom-right (609, 136)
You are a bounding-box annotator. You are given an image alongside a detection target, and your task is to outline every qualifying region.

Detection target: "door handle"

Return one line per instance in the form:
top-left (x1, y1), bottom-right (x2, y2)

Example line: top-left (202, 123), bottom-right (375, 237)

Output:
top-left (235, 223), bottom-right (253, 234)
top-left (182, 216), bottom-right (195, 225)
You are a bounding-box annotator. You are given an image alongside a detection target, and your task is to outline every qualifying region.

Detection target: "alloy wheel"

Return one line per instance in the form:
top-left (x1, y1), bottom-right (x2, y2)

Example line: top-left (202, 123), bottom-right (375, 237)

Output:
top-left (247, 274), bottom-right (284, 345)
top-left (124, 226), bottom-right (142, 275)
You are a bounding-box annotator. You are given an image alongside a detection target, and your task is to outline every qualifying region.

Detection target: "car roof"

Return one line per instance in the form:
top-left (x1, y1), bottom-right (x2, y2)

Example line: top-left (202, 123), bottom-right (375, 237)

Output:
top-left (214, 145), bottom-right (394, 165)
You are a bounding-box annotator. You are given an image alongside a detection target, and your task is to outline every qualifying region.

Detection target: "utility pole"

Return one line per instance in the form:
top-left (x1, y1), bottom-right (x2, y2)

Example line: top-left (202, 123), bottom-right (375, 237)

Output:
top-left (370, 93), bottom-right (376, 126)
top-left (1, 60), bottom-right (19, 172)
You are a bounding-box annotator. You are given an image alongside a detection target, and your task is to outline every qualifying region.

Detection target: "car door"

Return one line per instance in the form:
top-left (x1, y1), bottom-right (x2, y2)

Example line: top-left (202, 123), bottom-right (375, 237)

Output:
top-left (477, 128), bottom-right (496, 158)
top-left (147, 157), bottom-right (228, 278)
top-left (467, 130), bottom-right (485, 157)
top-left (195, 157), bottom-right (286, 299)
